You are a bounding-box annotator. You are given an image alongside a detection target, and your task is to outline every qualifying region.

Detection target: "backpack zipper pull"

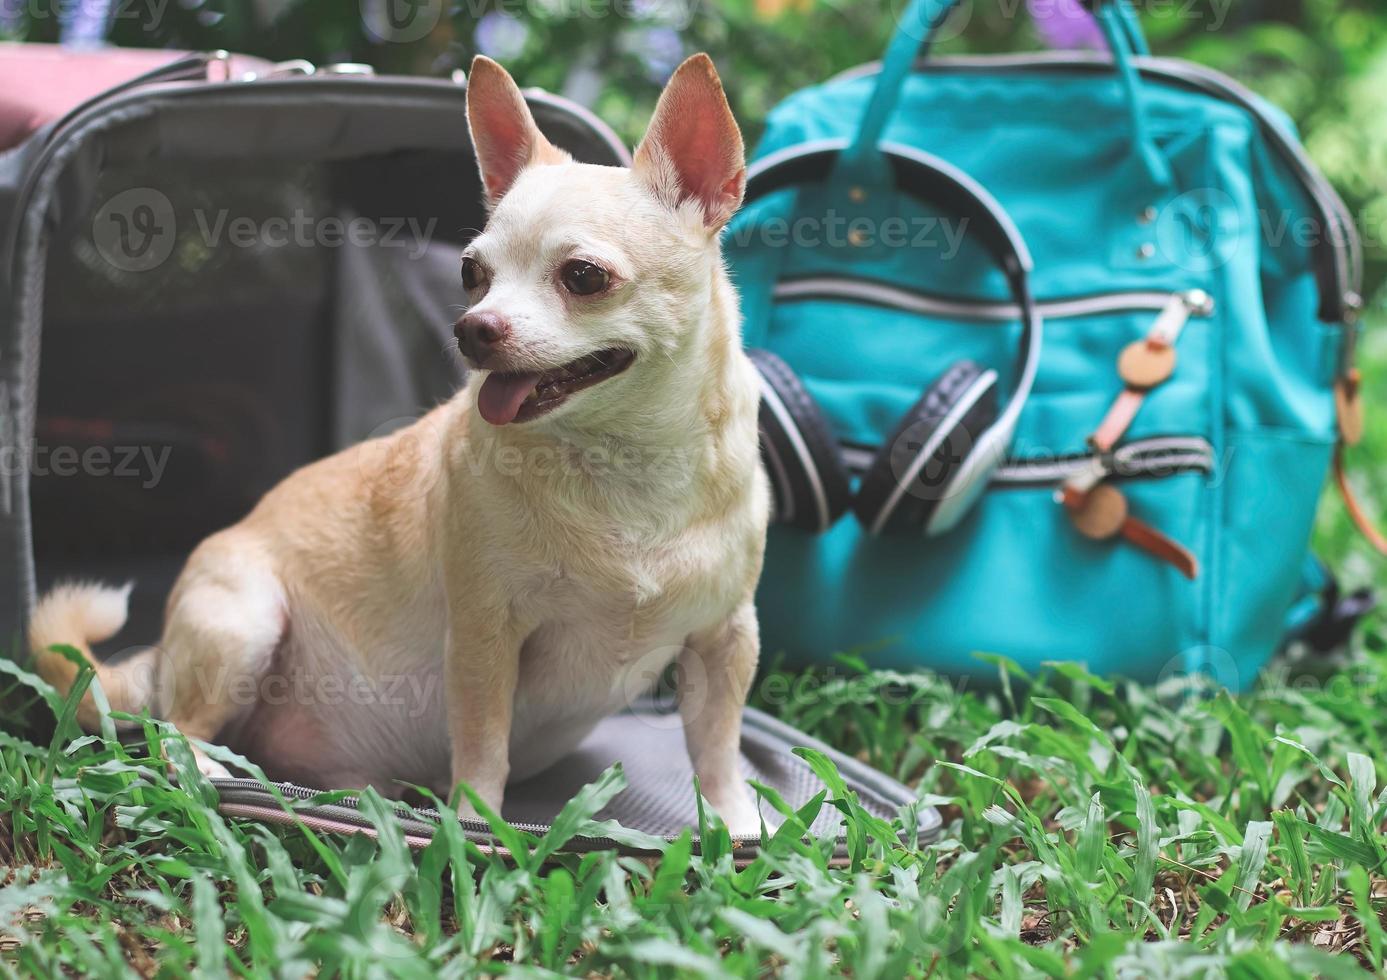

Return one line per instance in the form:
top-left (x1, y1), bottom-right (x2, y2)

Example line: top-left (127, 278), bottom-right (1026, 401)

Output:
top-left (1115, 289), bottom-right (1212, 390)
top-left (1094, 290), bottom-right (1215, 453)
top-left (1165, 288), bottom-right (1214, 336)
top-left (1059, 481), bottom-right (1200, 580)
top-left (1059, 290), bottom-right (1213, 577)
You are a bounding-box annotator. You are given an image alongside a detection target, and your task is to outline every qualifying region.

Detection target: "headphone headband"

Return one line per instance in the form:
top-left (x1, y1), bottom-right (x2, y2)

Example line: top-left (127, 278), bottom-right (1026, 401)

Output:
top-left (741, 139), bottom-right (1043, 533)
top-left (744, 139), bottom-right (1034, 277)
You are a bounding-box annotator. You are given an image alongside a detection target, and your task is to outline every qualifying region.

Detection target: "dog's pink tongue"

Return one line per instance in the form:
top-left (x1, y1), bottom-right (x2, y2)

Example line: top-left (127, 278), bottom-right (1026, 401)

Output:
top-left (477, 371), bottom-right (542, 426)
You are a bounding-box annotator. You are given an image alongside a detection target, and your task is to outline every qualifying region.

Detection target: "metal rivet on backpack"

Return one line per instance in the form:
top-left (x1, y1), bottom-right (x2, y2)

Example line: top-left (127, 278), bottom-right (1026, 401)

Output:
top-left (1137, 206), bottom-right (1158, 224)
top-left (849, 186), bottom-right (867, 203)
top-left (1137, 243), bottom-right (1156, 260)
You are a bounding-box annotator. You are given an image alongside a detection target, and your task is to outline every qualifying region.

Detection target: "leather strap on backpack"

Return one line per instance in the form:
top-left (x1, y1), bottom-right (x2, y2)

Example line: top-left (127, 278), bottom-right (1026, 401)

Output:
top-left (1333, 362), bottom-right (1387, 555)
top-left (1334, 447), bottom-right (1387, 555)
top-left (1059, 292), bottom-right (1210, 577)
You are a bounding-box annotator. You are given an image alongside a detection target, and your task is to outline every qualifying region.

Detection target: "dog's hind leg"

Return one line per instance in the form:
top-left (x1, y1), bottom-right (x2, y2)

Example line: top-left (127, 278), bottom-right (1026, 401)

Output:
top-left (156, 535), bottom-right (288, 779)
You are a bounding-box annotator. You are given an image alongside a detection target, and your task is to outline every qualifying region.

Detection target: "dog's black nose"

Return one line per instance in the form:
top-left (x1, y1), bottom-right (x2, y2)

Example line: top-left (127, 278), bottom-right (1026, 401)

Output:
top-left (454, 311), bottom-right (511, 365)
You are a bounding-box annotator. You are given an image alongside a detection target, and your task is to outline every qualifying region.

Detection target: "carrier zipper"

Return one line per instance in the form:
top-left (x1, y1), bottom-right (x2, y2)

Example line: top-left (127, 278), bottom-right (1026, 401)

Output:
top-left (208, 776), bottom-right (593, 837)
top-left (831, 53), bottom-right (1362, 320)
top-left (774, 278), bottom-right (1214, 323)
top-left (209, 777), bottom-right (566, 837)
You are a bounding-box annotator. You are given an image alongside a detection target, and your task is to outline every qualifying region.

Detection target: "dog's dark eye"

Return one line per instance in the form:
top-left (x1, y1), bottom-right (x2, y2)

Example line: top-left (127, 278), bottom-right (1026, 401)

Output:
top-left (560, 260), bottom-right (609, 296)
top-left (461, 256), bottom-right (487, 291)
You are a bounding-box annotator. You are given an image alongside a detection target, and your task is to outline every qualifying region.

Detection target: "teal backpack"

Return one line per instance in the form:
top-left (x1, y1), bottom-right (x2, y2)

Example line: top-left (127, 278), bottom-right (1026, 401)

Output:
top-left (726, 0), bottom-right (1368, 688)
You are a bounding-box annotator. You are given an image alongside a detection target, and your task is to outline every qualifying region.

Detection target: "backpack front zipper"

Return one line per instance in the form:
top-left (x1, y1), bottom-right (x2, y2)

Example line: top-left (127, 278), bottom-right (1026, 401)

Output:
top-left (773, 277), bottom-right (1214, 323)
top-left (777, 280), bottom-right (1216, 489)
top-left (991, 436), bottom-right (1215, 487)
top-left (838, 435), bottom-right (1215, 487)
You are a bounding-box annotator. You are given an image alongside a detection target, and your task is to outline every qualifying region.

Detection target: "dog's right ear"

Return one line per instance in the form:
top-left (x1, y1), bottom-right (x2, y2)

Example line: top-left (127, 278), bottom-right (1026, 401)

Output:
top-left (466, 56), bottom-right (569, 205)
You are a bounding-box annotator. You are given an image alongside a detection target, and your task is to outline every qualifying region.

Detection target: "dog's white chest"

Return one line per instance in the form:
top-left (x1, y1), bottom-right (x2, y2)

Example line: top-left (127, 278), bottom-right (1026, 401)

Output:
top-left (516, 558), bottom-right (703, 686)
top-left (502, 537), bottom-right (740, 778)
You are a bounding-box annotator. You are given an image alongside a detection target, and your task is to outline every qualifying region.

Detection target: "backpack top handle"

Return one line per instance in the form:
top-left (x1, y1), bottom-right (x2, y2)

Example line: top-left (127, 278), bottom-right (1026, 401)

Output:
top-left (839, 0), bottom-right (1172, 193)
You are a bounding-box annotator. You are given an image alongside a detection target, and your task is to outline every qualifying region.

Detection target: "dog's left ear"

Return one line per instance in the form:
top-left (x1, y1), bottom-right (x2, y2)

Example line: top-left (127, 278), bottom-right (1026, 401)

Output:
top-left (634, 54), bottom-right (746, 231)
top-left (466, 55), bottom-right (569, 205)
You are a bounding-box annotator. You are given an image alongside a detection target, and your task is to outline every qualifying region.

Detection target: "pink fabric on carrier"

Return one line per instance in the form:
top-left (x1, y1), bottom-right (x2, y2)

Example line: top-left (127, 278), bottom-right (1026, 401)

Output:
top-left (0, 42), bottom-right (266, 151)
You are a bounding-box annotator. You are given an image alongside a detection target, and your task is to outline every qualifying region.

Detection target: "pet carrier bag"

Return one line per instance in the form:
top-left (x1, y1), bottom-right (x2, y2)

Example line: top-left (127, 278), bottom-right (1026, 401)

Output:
top-left (0, 45), bottom-right (939, 855)
top-left (728, 0), bottom-right (1372, 688)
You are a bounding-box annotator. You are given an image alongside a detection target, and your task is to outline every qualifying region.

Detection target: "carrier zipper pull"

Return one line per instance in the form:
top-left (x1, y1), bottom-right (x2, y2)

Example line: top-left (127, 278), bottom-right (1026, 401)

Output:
top-left (1329, 308), bottom-right (1387, 554)
top-left (1332, 364), bottom-right (1387, 556)
top-left (1334, 445), bottom-right (1387, 556)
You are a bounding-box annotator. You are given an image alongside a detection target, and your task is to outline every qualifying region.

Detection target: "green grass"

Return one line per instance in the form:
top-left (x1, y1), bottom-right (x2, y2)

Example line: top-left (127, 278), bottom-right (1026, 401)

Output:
top-left (2, 311), bottom-right (1382, 977)
top-left (4, 624), bottom-right (1387, 977)
top-left (3, 313), bottom-right (1383, 976)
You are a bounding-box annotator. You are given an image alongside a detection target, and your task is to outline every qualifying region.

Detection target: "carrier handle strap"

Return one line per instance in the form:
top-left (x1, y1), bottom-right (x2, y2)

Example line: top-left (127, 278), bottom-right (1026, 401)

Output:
top-left (38, 51), bottom-right (227, 150)
top-left (839, 0), bottom-right (1171, 192)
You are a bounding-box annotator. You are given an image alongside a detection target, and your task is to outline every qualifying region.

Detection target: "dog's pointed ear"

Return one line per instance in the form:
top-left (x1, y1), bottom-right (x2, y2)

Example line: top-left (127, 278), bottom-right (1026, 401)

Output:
top-left (466, 55), bottom-right (569, 205)
top-left (634, 53), bottom-right (746, 231)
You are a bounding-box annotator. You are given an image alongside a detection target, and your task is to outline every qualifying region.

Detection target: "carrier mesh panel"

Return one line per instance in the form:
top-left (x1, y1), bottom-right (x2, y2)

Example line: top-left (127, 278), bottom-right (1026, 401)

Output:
top-left (35, 152), bottom-right (476, 644)
top-left (502, 707), bottom-right (889, 838)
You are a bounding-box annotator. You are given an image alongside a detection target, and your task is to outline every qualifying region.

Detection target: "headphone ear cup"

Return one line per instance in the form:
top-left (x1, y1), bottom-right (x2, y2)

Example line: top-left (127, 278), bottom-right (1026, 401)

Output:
top-left (748, 349), bottom-right (853, 532)
top-left (854, 361), bottom-right (1000, 537)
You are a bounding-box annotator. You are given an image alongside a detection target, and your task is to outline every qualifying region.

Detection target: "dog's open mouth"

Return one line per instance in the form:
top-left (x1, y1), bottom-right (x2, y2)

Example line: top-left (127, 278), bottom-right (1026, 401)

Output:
top-left (476, 348), bottom-right (635, 426)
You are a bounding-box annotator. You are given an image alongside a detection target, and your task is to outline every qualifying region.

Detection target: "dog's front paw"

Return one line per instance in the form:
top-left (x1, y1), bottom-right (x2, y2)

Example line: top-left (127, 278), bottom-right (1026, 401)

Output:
top-left (455, 788), bottom-right (505, 826)
top-left (193, 749), bottom-right (232, 781)
top-left (710, 792), bottom-right (774, 841)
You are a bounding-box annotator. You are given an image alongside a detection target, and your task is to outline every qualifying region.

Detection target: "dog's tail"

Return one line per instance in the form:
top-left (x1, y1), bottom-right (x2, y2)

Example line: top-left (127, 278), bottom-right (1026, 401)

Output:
top-left (29, 582), bottom-right (155, 731)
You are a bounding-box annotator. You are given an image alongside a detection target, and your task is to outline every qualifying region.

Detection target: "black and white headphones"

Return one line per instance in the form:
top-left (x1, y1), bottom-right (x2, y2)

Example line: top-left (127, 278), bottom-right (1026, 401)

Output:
top-left (742, 139), bottom-right (1043, 538)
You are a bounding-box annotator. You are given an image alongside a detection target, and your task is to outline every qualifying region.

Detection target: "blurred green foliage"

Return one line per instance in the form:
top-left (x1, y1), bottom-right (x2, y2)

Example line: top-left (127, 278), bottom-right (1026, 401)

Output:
top-left (5, 0), bottom-right (1385, 577)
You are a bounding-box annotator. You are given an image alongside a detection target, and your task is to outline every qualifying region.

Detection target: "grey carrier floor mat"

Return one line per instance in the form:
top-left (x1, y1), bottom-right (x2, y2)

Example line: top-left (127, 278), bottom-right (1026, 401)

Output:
top-left (212, 704), bottom-right (941, 861)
